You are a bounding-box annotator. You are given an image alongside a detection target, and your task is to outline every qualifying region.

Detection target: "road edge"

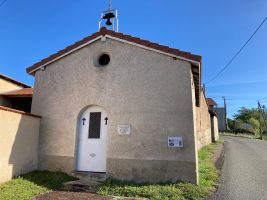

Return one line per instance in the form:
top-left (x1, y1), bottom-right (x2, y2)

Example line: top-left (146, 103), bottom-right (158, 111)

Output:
top-left (213, 142), bottom-right (225, 170)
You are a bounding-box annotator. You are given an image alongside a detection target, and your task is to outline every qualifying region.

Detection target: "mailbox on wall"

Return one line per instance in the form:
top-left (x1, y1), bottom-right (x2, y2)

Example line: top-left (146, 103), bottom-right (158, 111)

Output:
top-left (168, 137), bottom-right (183, 148)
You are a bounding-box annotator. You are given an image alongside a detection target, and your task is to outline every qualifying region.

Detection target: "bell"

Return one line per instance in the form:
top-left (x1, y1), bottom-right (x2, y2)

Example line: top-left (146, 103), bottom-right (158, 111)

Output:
top-left (103, 12), bottom-right (115, 19)
top-left (106, 18), bottom-right (112, 26)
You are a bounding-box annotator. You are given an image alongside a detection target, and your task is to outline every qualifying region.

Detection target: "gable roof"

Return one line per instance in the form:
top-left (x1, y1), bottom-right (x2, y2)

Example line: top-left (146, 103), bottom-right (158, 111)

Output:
top-left (207, 98), bottom-right (217, 106)
top-left (0, 74), bottom-right (31, 88)
top-left (26, 27), bottom-right (201, 106)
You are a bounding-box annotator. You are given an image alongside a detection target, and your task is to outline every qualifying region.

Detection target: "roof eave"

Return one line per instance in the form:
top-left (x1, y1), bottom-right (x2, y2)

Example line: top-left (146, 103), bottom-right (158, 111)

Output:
top-left (26, 27), bottom-right (201, 76)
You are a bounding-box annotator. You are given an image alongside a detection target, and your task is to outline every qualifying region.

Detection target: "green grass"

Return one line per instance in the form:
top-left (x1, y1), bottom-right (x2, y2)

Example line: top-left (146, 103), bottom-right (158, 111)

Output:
top-left (221, 132), bottom-right (256, 139)
top-left (0, 141), bottom-right (223, 200)
top-left (221, 132), bottom-right (267, 141)
top-left (97, 141), bottom-right (223, 200)
top-left (0, 171), bottom-right (77, 200)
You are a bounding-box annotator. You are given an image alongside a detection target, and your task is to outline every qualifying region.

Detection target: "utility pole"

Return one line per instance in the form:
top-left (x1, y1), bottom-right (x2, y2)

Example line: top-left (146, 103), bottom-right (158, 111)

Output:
top-left (222, 96), bottom-right (228, 131)
top-left (258, 101), bottom-right (263, 140)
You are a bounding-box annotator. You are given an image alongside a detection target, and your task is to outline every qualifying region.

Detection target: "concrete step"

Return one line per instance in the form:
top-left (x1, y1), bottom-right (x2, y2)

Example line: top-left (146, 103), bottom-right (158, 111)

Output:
top-left (71, 171), bottom-right (107, 181)
top-left (64, 172), bottom-right (107, 192)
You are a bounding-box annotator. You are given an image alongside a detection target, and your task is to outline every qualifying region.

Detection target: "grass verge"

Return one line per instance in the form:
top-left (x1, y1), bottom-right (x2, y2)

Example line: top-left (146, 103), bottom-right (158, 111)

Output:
top-left (221, 132), bottom-right (267, 141)
top-left (0, 171), bottom-right (77, 200)
top-left (97, 140), bottom-right (223, 200)
top-left (221, 132), bottom-right (256, 139)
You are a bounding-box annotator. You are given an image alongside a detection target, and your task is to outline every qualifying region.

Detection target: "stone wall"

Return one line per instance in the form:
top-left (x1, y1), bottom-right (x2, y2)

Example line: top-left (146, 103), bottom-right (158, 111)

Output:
top-left (195, 90), bottom-right (212, 149)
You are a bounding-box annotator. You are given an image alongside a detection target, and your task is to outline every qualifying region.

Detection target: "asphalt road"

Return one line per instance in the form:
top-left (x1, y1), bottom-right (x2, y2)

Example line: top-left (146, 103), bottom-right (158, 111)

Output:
top-left (209, 136), bottom-right (267, 200)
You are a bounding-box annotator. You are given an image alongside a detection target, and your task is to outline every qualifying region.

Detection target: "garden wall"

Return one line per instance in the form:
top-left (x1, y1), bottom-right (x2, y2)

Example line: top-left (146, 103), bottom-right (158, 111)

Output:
top-left (196, 90), bottom-right (212, 149)
top-left (0, 106), bottom-right (40, 183)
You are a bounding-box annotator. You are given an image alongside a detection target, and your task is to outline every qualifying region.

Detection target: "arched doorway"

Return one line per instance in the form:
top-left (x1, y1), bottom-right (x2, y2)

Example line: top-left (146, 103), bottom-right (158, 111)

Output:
top-left (76, 106), bottom-right (108, 172)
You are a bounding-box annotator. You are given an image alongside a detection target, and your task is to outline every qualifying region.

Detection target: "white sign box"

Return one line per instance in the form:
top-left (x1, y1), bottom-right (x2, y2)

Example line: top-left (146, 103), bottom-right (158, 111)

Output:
top-left (168, 137), bottom-right (183, 148)
top-left (117, 124), bottom-right (131, 135)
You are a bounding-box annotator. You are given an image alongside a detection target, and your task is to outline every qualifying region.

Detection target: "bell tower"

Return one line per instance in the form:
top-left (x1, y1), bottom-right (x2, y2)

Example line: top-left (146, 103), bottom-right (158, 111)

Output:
top-left (99, 0), bottom-right (119, 32)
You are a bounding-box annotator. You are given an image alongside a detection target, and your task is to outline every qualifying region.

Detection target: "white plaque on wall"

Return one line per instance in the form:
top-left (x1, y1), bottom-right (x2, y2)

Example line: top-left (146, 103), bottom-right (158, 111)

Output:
top-left (168, 137), bottom-right (183, 148)
top-left (117, 124), bottom-right (131, 135)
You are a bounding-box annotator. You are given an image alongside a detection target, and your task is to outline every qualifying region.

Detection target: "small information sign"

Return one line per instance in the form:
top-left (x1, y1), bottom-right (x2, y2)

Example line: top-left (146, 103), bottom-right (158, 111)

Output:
top-left (117, 124), bottom-right (131, 135)
top-left (168, 137), bottom-right (183, 148)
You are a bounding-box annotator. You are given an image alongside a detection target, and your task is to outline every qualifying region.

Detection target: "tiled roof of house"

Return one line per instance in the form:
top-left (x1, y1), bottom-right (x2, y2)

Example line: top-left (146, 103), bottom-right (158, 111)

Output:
top-left (0, 74), bottom-right (31, 88)
top-left (207, 98), bottom-right (217, 106)
top-left (0, 88), bottom-right (33, 97)
top-left (26, 27), bottom-right (201, 106)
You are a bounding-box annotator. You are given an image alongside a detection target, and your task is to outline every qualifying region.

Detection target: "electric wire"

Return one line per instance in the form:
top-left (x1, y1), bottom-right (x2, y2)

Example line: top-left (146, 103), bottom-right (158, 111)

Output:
top-left (205, 16), bottom-right (267, 85)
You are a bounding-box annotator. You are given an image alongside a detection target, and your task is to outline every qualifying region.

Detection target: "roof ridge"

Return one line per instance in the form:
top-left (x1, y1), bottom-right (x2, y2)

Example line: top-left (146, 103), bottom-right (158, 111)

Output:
top-left (25, 27), bottom-right (201, 107)
top-left (26, 27), bottom-right (201, 74)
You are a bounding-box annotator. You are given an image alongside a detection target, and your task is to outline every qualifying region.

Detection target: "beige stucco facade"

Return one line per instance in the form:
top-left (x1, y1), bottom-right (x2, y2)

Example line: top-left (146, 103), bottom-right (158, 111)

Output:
top-left (0, 78), bottom-right (23, 93)
top-left (0, 108), bottom-right (40, 183)
top-left (31, 38), bottom-right (199, 184)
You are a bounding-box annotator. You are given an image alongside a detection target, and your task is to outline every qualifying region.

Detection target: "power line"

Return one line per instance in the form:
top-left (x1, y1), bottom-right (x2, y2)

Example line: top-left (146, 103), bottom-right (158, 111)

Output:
top-left (205, 16), bottom-right (267, 85)
top-left (0, 0), bottom-right (8, 8)
top-left (206, 79), bottom-right (267, 88)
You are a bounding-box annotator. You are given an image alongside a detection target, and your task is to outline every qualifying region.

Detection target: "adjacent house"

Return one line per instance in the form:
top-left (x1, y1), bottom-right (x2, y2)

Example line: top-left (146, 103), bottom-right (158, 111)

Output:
top-left (0, 74), bottom-right (32, 112)
top-left (207, 98), bottom-right (227, 132)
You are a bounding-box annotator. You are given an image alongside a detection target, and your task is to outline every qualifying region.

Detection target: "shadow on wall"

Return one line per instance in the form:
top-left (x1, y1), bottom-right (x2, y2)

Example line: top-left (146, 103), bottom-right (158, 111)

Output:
top-left (0, 109), bottom-right (40, 183)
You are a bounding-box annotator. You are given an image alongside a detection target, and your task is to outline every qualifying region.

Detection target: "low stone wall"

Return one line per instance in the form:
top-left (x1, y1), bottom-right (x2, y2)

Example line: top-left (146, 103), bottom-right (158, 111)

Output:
top-left (0, 106), bottom-right (40, 183)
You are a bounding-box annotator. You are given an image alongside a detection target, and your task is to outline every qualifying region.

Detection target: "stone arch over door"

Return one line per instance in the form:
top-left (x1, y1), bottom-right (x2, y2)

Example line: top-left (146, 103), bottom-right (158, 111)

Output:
top-left (76, 105), bottom-right (108, 172)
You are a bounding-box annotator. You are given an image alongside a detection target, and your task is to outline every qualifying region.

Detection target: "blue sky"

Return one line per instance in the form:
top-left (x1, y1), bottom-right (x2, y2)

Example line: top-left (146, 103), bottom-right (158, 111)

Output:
top-left (0, 0), bottom-right (266, 118)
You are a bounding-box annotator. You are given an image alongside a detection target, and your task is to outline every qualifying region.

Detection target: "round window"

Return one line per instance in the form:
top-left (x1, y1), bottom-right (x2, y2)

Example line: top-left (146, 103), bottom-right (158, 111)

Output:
top-left (98, 54), bottom-right (110, 66)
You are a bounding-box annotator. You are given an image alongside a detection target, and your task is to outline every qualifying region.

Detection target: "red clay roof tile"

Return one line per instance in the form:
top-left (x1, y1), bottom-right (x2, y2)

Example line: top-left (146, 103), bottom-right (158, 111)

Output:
top-left (26, 27), bottom-right (201, 74)
top-left (0, 105), bottom-right (40, 118)
top-left (0, 88), bottom-right (33, 97)
top-left (207, 98), bottom-right (217, 106)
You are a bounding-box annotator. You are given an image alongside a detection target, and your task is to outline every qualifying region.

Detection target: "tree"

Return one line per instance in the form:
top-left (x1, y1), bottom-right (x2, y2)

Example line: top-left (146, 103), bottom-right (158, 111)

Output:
top-left (247, 118), bottom-right (260, 134)
top-left (233, 107), bottom-right (259, 122)
top-left (233, 106), bottom-right (267, 135)
top-left (227, 118), bottom-right (235, 130)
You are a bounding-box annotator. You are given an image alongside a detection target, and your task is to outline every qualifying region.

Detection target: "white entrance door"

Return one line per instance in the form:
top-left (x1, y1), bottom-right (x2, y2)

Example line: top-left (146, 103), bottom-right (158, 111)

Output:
top-left (77, 106), bottom-right (107, 172)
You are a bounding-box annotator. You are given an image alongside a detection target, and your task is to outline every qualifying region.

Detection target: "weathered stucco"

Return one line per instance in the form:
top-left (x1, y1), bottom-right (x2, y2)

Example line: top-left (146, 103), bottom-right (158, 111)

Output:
top-left (196, 90), bottom-right (212, 149)
top-left (31, 38), bottom-right (199, 184)
top-left (0, 108), bottom-right (40, 183)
